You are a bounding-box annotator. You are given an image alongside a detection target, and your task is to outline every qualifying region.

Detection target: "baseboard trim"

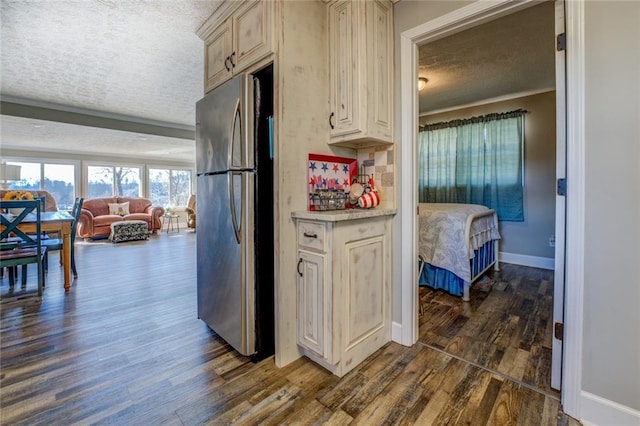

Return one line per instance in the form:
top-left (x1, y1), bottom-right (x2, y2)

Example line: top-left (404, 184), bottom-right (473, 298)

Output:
top-left (580, 391), bottom-right (640, 426)
top-left (499, 252), bottom-right (554, 270)
top-left (391, 321), bottom-right (404, 344)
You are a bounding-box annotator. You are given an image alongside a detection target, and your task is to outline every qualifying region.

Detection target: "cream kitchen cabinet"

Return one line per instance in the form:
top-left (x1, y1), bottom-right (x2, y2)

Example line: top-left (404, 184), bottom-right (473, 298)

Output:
top-left (297, 249), bottom-right (328, 360)
top-left (328, 0), bottom-right (394, 148)
top-left (199, 0), bottom-right (274, 93)
top-left (294, 213), bottom-right (392, 377)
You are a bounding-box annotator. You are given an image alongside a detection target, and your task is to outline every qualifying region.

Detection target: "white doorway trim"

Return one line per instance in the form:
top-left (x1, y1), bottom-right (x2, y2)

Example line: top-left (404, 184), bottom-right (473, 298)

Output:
top-left (559, 0), bottom-right (585, 417)
top-left (552, 0), bottom-right (566, 392)
top-left (397, 0), bottom-right (585, 419)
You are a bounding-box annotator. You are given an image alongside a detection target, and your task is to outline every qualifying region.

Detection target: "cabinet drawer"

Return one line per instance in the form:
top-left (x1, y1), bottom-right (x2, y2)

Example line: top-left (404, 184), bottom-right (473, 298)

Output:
top-left (297, 221), bottom-right (326, 252)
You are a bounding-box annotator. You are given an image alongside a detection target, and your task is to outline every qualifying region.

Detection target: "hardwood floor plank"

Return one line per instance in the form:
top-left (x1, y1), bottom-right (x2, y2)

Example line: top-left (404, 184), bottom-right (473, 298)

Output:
top-left (486, 379), bottom-right (526, 425)
top-left (464, 376), bottom-right (503, 426)
top-left (323, 408), bottom-right (354, 425)
top-left (516, 386), bottom-right (546, 425)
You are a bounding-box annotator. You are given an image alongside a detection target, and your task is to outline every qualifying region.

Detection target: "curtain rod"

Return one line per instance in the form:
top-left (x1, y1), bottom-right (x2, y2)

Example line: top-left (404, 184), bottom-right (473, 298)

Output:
top-left (419, 109), bottom-right (528, 131)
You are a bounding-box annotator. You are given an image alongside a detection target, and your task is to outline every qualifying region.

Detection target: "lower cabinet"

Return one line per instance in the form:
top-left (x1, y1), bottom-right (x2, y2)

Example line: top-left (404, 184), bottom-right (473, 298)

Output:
top-left (297, 250), bottom-right (328, 360)
top-left (294, 215), bottom-right (391, 377)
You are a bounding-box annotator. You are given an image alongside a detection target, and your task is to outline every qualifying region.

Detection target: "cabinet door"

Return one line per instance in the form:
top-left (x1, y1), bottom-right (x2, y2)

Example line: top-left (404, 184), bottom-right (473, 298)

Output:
top-left (297, 250), bottom-right (327, 359)
top-left (328, 0), bottom-right (393, 147)
top-left (343, 235), bottom-right (386, 350)
top-left (205, 20), bottom-right (233, 92)
top-left (232, 0), bottom-right (273, 74)
top-left (367, 0), bottom-right (393, 139)
top-left (329, 0), bottom-right (360, 138)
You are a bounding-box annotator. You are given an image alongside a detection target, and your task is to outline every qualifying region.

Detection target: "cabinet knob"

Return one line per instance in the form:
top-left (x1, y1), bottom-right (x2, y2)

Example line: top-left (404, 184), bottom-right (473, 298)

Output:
top-left (230, 51), bottom-right (236, 68)
top-left (224, 56), bottom-right (231, 72)
top-left (297, 258), bottom-right (303, 277)
top-left (329, 112), bottom-right (335, 129)
top-left (303, 232), bottom-right (318, 239)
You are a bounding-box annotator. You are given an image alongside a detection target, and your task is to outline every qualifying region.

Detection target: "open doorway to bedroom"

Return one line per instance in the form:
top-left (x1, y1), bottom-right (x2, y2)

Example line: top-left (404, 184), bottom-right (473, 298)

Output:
top-left (413, 1), bottom-right (563, 397)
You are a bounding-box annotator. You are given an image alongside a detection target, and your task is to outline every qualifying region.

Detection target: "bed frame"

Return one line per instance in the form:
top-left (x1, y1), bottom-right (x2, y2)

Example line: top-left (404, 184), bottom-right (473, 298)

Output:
top-left (418, 209), bottom-right (500, 302)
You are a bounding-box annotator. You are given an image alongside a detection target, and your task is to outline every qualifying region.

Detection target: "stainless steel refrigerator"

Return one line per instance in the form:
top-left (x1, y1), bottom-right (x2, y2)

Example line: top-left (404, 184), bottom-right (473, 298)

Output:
top-left (195, 66), bottom-right (274, 360)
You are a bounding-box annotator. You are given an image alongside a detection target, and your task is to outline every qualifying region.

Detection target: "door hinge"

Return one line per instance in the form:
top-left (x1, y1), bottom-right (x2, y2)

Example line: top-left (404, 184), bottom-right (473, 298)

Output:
top-left (557, 178), bottom-right (567, 196)
top-left (554, 322), bottom-right (564, 340)
top-left (557, 33), bottom-right (566, 51)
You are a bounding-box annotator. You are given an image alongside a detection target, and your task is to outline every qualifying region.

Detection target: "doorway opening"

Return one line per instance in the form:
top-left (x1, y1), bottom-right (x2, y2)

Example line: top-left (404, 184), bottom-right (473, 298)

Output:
top-left (401, 0), bottom-right (566, 399)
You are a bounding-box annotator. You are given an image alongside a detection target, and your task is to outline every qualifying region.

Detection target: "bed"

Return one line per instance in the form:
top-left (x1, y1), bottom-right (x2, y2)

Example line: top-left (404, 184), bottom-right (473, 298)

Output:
top-left (417, 203), bottom-right (501, 301)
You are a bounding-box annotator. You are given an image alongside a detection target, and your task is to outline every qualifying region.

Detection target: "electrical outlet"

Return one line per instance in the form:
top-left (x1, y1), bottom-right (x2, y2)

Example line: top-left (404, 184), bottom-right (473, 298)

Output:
top-left (549, 236), bottom-right (556, 247)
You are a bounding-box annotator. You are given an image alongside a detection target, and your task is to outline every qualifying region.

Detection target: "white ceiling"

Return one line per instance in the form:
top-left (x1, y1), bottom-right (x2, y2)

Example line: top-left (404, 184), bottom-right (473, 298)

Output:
top-left (1, 0), bottom-right (222, 163)
top-left (0, 1), bottom-right (555, 163)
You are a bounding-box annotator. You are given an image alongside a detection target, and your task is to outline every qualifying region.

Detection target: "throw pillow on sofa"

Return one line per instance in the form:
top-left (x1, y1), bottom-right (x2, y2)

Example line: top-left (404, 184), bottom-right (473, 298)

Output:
top-left (108, 202), bottom-right (130, 216)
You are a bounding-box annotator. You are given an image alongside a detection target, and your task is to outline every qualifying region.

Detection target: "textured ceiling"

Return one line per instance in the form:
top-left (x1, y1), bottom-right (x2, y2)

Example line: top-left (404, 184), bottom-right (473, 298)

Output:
top-left (1, 115), bottom-right (196, 163)
top-left (0, 0), bottom-right (221, 163)
top-left (418, 1), bottom-right (555, 114)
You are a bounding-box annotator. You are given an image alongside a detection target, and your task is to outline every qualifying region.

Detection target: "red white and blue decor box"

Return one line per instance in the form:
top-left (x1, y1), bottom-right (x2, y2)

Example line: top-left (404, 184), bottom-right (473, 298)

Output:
top-left (307, 153), bottom-right (357, 211)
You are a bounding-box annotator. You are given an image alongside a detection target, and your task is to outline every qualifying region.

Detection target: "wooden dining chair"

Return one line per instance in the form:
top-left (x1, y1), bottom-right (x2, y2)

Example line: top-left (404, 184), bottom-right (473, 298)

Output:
top-left (0, 199), bottom-right (46, 296)
top-left (42, 197), bottom-right (84, 278)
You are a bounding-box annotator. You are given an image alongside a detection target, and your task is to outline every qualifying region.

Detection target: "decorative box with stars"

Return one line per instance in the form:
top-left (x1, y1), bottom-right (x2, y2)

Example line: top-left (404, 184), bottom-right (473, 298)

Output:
top-left (307, 153), bottom-right (357, 210)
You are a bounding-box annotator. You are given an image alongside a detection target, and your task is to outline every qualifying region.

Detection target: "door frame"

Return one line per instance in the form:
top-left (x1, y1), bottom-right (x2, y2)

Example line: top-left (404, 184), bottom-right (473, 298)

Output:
top-left (551, 0), bottom-right (566, 392)
top-left (397, 0), bottom-right (585, 418)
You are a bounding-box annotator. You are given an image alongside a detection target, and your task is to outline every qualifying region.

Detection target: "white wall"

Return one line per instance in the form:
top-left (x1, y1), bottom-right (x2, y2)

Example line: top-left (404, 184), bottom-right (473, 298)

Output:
top-left (582, 0), bottom-right (640, 412)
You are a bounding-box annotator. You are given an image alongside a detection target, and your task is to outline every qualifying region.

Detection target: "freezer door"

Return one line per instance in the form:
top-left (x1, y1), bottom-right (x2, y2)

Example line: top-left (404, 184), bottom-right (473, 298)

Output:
top-left (195, 74), bottom-right (254, 174)
top-left (196, 172), bottom-right (255, 356)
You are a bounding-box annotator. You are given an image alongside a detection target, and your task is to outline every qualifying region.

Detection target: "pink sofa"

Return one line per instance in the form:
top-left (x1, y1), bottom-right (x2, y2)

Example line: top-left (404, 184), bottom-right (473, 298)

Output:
top-left (78, 197), bottom-right (164, 239)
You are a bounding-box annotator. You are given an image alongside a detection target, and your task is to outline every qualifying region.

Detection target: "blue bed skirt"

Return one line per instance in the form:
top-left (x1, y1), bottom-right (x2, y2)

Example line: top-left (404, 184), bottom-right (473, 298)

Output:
top-left (419, 239), bottom-right (495, 297)
top-left (419, 263), bottom-right (466, 297)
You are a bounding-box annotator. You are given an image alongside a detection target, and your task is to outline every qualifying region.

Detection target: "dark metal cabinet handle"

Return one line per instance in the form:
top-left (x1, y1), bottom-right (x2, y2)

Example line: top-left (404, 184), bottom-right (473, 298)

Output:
top-left (297, 258), bottom-right (303, 277)
top-left (224, 56), bottom-right (231, 71)
top-left (329, 112), bottom-right (334, 129)
top-left (303, 232), bottom-right (318, 239)
top-left (230, 51), bottom-right (236, 67)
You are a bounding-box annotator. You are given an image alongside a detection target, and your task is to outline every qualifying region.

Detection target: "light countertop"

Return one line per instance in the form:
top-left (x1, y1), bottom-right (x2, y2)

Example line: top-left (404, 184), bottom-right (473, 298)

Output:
top-left (291, 206), bottom-right (397, 222)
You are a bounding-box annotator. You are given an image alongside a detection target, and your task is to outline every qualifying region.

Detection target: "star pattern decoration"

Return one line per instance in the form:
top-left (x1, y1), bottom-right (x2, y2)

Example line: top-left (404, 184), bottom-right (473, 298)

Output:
top-left (307, 155), bottom-right (356, 199)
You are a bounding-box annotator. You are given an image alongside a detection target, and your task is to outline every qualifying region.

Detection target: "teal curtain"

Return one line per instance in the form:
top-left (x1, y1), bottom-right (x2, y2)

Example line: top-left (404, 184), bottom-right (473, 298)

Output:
top-left (418, 111), bottom-right (524, 221)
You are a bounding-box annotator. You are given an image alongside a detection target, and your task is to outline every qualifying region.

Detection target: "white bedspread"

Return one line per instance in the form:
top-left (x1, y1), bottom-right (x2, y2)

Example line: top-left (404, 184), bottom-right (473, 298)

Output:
top-left (418, 203), bottom-right (501, 282)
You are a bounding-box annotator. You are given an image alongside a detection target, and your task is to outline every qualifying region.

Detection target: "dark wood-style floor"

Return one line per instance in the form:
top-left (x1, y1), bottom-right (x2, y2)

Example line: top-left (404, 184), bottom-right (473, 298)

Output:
top-left (418, 263), bottom-right (557, 396)
top-left (1, 231), bottom-right (579, 425)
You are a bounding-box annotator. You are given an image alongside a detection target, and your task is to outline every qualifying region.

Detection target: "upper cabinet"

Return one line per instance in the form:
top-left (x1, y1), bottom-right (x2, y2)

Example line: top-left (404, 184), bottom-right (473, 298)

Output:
top-left (199, 0), bottom-right (274, 93)
top-left (328, 0), bottom-right (394, 148)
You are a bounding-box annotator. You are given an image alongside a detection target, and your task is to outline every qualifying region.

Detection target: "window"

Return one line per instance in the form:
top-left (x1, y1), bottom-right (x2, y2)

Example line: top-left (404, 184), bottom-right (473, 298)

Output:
top-left (149, 168), bottom-right (192, 207)
top-left (7, 161), bottom-right (76, 210)
top-left (87, 165), bottom-right (141, 198)
top-left (418, 110), bottom-right (525, 221)
top-left (7, 161), bottom-right (40, 190)
top-left (44, 164), bottom-right (76, 210)
top-left (148, 169), bottom-right (169, 207)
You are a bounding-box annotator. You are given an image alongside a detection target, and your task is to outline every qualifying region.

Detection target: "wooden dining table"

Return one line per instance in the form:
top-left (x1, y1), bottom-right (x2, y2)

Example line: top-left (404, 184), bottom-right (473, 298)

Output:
top-left (2, 211), bottom-right (75, 291)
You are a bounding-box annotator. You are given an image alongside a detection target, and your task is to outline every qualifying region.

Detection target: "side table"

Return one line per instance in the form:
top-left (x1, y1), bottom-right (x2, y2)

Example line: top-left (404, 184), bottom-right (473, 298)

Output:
top-left (163, 213), bottom-right (180, 233)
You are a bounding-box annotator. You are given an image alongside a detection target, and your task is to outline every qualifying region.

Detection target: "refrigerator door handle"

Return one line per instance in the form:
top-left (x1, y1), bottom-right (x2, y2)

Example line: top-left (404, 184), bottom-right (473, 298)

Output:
top-left (229, 98), bottom-right (241, 170)
top-left (228, 172), bottom-right (241, 244)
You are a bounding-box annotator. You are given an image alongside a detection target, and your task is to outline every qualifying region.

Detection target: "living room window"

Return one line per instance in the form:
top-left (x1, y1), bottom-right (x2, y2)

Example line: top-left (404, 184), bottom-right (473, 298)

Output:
top-left (5, 160), bottom-right (77, 210)
top-left (87, 165), bottom-right (142, 198)
top-left (149, 168), bottom-right (191, 208)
